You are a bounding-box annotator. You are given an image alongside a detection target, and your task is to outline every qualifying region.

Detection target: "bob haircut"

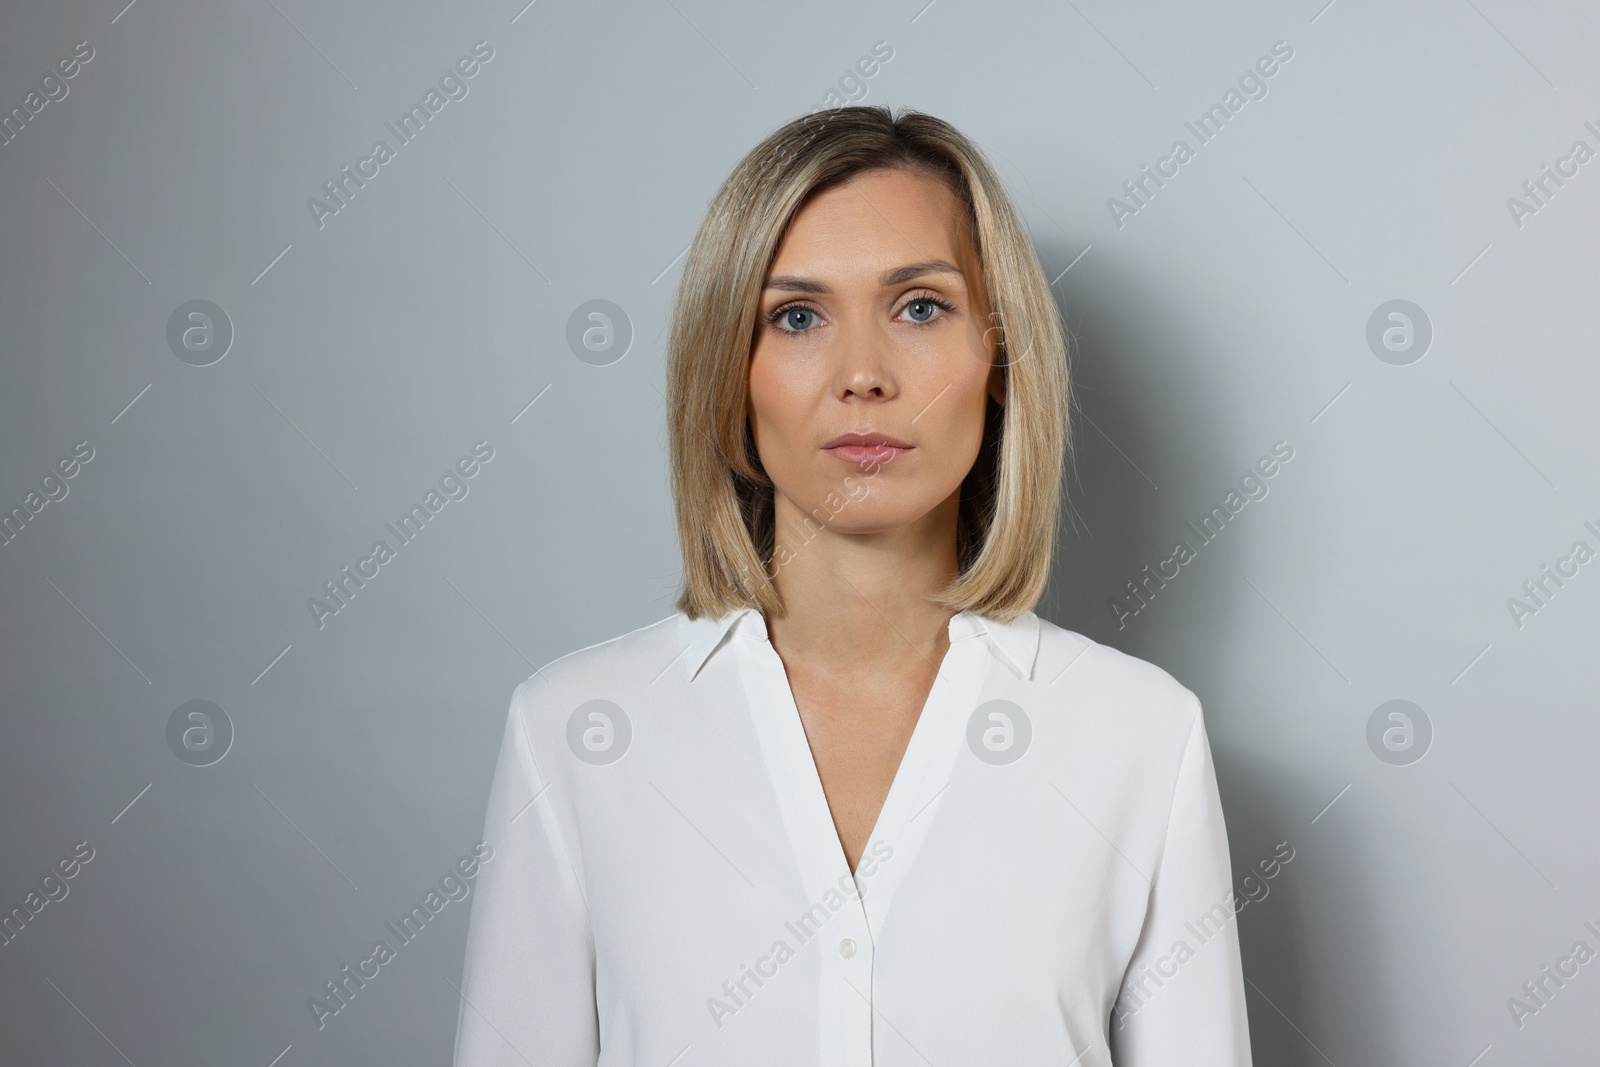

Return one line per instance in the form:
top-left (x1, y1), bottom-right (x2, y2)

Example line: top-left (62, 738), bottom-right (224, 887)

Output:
top-left (667, 105), bottom-right (1070, 622)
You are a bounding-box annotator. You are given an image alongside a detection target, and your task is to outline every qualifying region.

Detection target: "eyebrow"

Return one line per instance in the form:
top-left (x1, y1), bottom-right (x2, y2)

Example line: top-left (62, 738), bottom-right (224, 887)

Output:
top-left (763, 259), bottom-right (964, 295)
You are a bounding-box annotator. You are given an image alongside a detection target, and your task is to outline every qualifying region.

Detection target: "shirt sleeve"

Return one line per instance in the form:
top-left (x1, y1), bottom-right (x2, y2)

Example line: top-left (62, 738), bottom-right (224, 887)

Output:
top-left (1107, 695), bottom-right (1253, 1066)
top-left (453, 677), bottom-right (599, 1067)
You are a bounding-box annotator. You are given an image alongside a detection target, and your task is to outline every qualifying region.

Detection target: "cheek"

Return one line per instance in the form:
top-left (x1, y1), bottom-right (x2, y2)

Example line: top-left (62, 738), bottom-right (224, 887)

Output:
top-left (746, 350), bottom-right (815, 472)
top-left (881, 371), bottom-right (990, 513)
top-left (929, 385), bottom-right (991, 472)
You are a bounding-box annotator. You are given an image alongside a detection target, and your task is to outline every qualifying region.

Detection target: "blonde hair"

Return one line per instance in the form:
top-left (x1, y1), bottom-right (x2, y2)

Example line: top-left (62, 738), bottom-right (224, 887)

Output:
top-left (667, 105), bottom-right (1070, 622)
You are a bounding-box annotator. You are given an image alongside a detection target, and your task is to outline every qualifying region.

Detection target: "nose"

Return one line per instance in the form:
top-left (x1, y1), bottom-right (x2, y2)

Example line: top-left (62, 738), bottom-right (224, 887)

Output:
top-left (833, 319), bottom-right (898, 402)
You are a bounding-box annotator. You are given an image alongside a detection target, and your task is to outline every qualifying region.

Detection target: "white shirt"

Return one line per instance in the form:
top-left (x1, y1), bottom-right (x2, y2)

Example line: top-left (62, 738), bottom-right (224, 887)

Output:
top-left (452, 607), bottom-right (1252, 1067)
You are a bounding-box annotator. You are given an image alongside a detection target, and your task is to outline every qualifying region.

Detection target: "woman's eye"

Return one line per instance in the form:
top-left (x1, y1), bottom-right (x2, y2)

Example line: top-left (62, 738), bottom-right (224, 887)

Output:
top-left (900, 299), bottom-right (944, 324)
top-left (776, 306), bottom-right (818, 332)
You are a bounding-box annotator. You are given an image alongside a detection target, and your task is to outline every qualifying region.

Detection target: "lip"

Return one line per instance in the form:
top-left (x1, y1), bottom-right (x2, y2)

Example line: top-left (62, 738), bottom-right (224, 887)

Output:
top-left (822, 431), bottom-right (913, 449)
top-left (821, 431), bottom-right (913, 466)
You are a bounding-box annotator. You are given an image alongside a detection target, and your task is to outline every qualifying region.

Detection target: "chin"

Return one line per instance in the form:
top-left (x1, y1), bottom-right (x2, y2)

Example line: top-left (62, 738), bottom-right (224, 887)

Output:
top-left (797, 495), bottom-right (943, 536)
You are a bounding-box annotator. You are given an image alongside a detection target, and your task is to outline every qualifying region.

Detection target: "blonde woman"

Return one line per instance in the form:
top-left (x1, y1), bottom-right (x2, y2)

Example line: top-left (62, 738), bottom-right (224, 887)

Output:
top-left (454, 106), bottom-right (1252, 1066)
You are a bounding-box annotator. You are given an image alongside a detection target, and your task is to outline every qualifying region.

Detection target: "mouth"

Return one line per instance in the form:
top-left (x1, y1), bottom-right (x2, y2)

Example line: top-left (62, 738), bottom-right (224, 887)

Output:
top-left (821, 432), bottom-right (913, 466)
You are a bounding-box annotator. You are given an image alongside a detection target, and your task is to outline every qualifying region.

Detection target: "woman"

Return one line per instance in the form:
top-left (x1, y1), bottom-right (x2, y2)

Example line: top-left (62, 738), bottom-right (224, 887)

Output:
top-left (454, 106), bottom-right (1252, 1066)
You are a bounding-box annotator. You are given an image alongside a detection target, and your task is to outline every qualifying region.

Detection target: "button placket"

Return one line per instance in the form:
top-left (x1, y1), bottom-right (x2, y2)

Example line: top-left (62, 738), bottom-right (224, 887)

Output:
top-left (729, 612), bottom-right (991, 1067)
top-left (826, 903), bottom-right (875, 1067)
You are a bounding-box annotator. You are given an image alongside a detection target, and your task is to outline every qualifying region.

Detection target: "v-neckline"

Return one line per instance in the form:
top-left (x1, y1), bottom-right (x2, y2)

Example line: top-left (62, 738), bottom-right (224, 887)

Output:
top-left (733, 612), bottom-right (989, 933)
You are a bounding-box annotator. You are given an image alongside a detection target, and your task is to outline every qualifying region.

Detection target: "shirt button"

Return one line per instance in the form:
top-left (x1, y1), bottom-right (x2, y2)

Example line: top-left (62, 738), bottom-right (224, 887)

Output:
top-left (838, 938), bottom-right (858, 959)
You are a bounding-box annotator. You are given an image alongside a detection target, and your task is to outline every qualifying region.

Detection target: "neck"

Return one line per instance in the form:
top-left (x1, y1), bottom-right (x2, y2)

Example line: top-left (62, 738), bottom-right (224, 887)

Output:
top-left (764, 490), bottom-right (960, 669)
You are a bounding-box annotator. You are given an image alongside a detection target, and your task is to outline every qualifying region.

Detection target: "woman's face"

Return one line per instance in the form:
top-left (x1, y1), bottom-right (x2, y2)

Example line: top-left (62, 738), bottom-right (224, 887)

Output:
top-left (747, 166), bottom-right (1004, 542)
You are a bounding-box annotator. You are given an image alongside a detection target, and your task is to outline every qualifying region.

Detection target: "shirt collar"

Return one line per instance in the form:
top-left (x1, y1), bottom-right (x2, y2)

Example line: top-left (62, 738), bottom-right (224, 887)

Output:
top-left (677, 607), bottom-right (759, 681)
top-left (677, 606), bottom-right (1040, 682)
top-left (966, 609), bottom-right (1041, 680)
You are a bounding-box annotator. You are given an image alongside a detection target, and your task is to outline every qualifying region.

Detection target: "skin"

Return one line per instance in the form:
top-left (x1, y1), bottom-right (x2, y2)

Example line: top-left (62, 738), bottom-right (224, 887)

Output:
top-left (747, 165), bottom-right (1004, 874)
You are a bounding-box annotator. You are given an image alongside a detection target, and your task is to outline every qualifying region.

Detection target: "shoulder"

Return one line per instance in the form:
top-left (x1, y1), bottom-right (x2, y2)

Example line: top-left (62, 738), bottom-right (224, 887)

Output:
top-left (1032, 614), bottom-right (1201, 736)
top-left (508, 612), bottom-right (685, 719)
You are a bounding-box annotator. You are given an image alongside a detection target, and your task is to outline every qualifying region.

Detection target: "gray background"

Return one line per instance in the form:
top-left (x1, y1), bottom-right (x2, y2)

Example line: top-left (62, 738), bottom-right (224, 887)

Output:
top-left (2, 0), bottom-right (1596, 1063)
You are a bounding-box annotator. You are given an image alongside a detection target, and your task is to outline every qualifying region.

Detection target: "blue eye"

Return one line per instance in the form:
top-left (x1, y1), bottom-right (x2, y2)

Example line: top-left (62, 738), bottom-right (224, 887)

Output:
top-left (898, 294), bottom-right (954, 324)
top-left (768, 304), bottom-right (819, 333)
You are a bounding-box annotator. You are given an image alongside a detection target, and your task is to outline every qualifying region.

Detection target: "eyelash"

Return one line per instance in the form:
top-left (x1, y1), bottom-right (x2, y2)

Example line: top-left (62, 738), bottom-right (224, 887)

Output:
top-left (764, 291), bottom-right (958, 332)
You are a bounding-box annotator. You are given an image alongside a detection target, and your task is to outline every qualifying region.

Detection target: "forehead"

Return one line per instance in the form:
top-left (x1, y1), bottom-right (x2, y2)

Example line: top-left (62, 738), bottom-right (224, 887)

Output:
top-left (767, 167), bottom-right (976, 276)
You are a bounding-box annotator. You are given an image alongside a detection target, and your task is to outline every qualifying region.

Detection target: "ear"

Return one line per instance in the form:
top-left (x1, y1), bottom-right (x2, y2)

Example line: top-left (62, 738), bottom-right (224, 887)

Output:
top-left (986, 361), bottom-right (1006, 406)
top-left (980, 310), bottom-right (1007, 405)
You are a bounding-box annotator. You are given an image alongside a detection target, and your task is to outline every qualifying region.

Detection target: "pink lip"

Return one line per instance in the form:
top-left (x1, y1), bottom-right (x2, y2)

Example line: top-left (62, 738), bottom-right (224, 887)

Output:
top-left (828, 443), bottom-right (909, 465)
top-left (821, 432), bottom-right (913, 466)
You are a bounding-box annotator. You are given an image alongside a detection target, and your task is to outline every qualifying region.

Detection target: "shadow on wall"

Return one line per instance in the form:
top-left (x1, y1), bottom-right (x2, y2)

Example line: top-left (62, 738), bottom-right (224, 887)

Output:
top-left (1030, 238), bottom-right (1210, 660)
top-left (1223, 760), bottom-right (1356, 1067)
top-left (1025, 241), bottom-right (1361, 1065)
